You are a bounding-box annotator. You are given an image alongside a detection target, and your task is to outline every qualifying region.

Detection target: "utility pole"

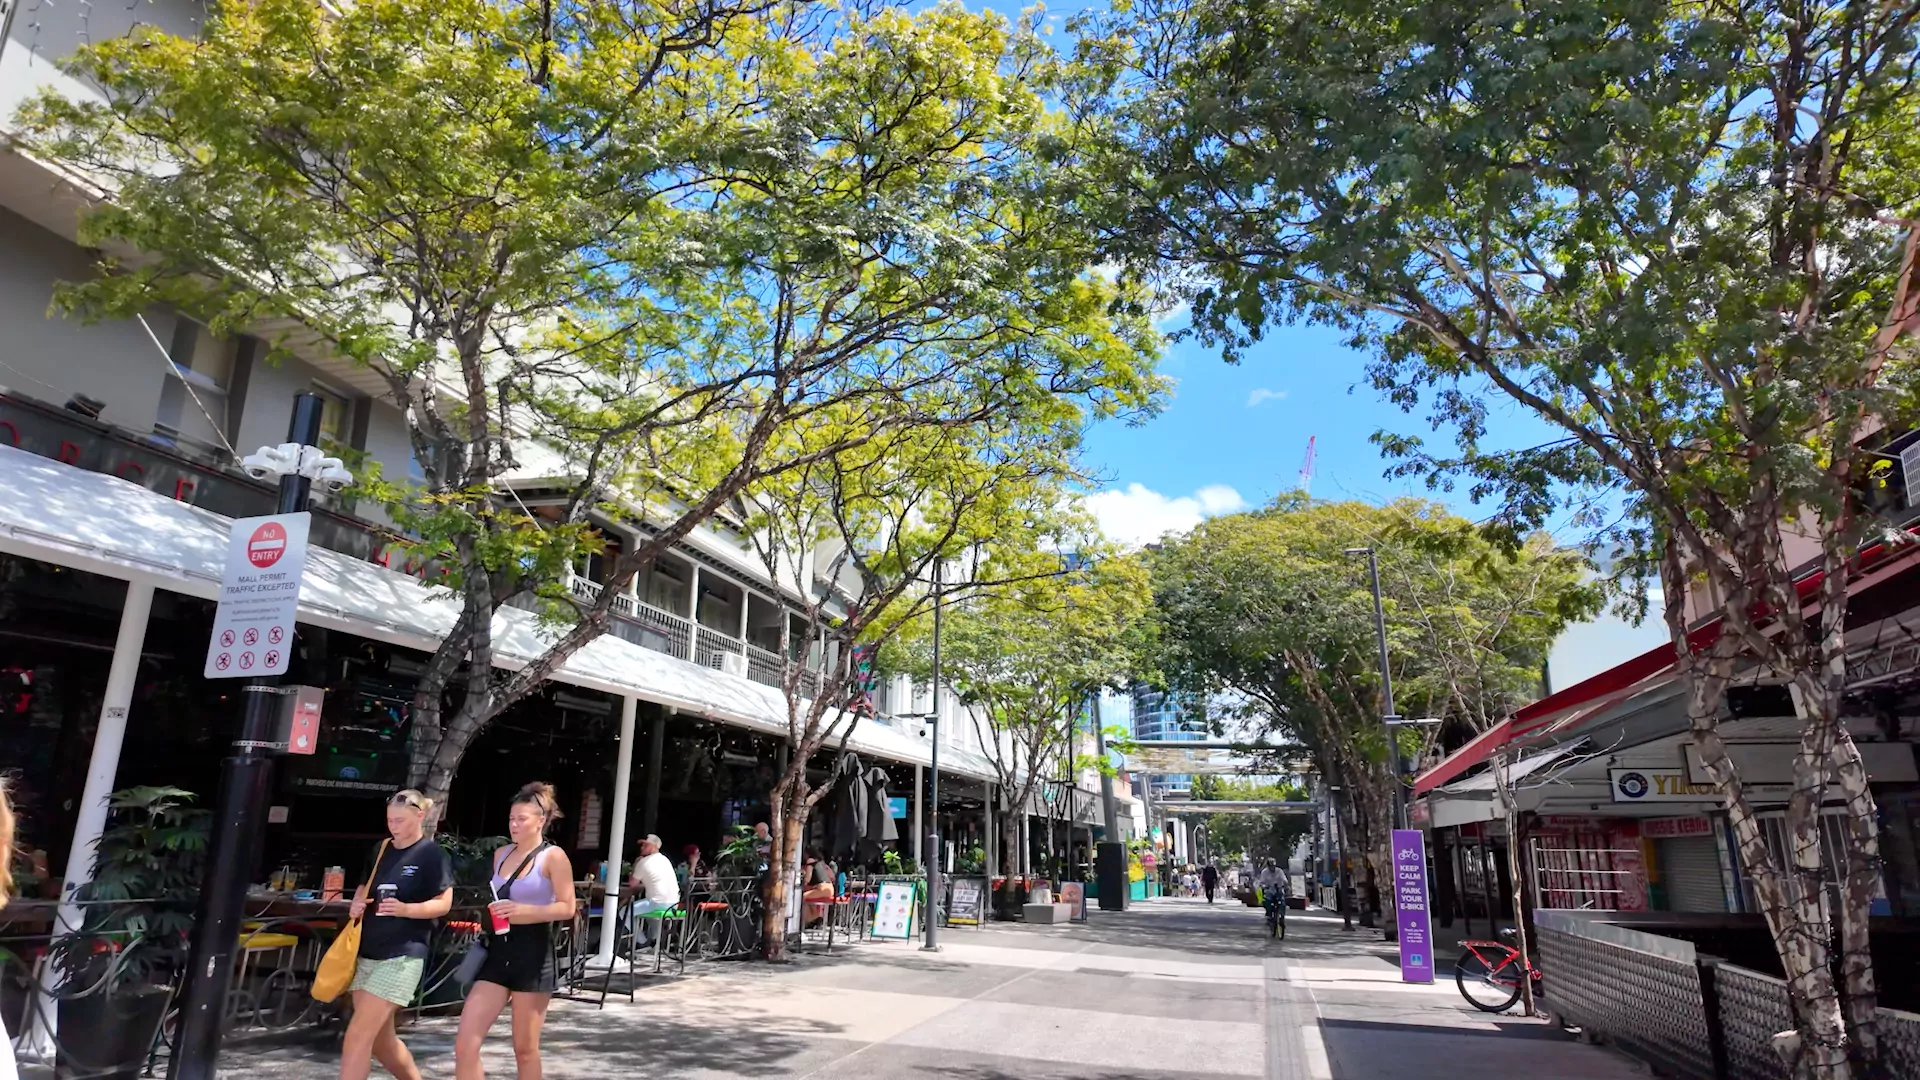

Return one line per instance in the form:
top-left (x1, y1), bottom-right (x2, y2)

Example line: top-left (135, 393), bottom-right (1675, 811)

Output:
top-left (1348, 546), bottom-right (1408, 832)
top-left (172, 394), bottom-right (338, 1080)
top-left (1094, 691), bottom-right (1118, 837)
top-left (922, 560), bottom-right (943, 952)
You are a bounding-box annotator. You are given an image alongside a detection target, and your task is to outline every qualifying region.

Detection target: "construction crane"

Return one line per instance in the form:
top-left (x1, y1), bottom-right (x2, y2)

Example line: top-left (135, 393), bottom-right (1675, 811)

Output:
top-left (1297, 435), bottom-right (1316, 494)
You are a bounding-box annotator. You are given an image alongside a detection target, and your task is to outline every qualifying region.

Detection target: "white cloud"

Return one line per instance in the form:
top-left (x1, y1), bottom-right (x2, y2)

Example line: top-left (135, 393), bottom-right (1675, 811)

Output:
top-left (1245, 387), bottom-right (1287, 407)
top-left (1086, 482), bottom-right (1250, 548)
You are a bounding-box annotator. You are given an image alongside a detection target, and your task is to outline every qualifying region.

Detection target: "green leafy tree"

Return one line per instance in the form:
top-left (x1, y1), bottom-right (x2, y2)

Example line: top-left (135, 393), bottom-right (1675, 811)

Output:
top-left (18, 0), bottom-right (1161, 810)
top-left (1188, 775), bottom-right (1310, 869)
top-left (1089, 0), bottom-right (1920, 1067)
top-left (888, 536), bottom-right (1151, 909)
top-left (743, 418), bottom-right (1154, 956)
top-left (1147, 498), bottom-right (1594, 921)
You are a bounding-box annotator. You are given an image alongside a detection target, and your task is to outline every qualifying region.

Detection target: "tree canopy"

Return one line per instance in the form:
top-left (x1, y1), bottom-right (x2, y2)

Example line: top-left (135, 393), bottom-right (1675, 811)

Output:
top-left (1147, 497), bottom-right (1596, 896)
top-left (1088, 0), bottom-right (1920, 1067)
top-left (888, 534), bottom-right (1151, 883)
top-left (19, 0), bottom-right (1164, 806)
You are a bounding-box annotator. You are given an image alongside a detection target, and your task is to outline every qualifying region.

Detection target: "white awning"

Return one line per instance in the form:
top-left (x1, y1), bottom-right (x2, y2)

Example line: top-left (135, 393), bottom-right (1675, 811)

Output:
top-left (0, 444), bottom-right (990, 779)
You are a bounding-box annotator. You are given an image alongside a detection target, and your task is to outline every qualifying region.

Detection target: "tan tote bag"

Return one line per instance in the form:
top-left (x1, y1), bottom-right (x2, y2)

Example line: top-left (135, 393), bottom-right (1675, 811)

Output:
top-left (311, 839), bottom-right (389, 1003)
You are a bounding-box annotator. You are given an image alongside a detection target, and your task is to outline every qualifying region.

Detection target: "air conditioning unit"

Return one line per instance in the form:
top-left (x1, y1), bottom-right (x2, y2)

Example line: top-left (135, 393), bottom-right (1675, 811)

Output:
top-left (718, 652), bottom-right (748, 678)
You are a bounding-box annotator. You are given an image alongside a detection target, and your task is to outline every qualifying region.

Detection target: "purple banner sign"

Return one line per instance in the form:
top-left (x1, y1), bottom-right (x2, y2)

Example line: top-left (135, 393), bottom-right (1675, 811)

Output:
top-left (1391, 828), bottom-right (1435, 983)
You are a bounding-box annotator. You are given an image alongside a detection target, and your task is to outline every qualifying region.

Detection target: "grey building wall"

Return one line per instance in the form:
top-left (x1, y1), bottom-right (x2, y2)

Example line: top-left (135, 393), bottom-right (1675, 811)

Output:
top-left (0, 206), bottom-right (175, 433)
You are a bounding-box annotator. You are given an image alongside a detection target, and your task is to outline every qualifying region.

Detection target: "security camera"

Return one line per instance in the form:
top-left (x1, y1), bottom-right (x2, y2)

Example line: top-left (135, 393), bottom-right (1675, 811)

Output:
top-left (240, 444), bottom-right (298, 481)
top-left (315, 457), bottom-right (354, 494)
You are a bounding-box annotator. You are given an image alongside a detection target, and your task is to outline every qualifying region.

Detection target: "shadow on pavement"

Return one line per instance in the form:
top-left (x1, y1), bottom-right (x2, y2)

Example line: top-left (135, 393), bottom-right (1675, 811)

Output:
top-left (1316, 1016), bottom-right (1648, 1080)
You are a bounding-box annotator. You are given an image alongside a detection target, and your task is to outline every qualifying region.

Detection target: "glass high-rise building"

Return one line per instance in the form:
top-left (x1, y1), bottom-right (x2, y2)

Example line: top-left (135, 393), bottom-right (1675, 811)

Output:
top-left (1130, 683), bottom-right (1208, 795)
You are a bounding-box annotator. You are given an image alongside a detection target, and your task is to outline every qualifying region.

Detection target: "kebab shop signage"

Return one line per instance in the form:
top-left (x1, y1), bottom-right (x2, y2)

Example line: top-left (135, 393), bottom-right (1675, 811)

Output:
top-left (204, 513), bottom-right (310, 678)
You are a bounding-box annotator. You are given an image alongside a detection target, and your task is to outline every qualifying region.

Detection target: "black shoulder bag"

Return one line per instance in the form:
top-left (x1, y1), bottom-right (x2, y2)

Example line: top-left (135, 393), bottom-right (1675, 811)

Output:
top-left (455, 842), bottom-right (550, 987)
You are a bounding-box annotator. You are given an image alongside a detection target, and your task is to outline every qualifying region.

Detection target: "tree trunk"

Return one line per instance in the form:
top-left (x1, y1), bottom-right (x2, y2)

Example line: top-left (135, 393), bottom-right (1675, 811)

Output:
top-left (1495, 752), bottom-right (1535, 1015)
top-left (1827, 734), bottom-right (1883, 1075)
top-left (999, 809), bottom-right (1021, 919)
top-left (761, 793), bottom-right (802, 961)
top-left (1691, 683), bottom-right (1849, 1077)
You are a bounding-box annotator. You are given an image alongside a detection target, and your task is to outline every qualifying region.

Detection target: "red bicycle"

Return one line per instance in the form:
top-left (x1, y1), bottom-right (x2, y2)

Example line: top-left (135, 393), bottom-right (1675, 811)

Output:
top-left (1454, 930), bottom-right (1543, 1013)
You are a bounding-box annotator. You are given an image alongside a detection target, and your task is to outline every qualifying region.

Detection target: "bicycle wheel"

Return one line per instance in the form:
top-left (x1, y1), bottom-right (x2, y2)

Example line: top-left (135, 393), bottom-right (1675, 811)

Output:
top-left (1276, 909), bottom-right (1286, 941)
top-left (1455, 944), bottom-right (1525, 1012)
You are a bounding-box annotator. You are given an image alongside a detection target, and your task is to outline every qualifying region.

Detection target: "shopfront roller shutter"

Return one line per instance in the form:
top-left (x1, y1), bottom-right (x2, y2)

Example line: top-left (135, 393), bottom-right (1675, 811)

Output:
top-left (1660, 836), bottom-right (1728, 912)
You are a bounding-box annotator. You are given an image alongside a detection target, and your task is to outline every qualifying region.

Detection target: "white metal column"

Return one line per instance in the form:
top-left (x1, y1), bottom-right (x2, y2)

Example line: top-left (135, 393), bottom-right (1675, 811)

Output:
top-left (687, 564), bottom-right (702, 656)
top-left (912, 763), bottom-right (924, 865)
top-left (26, 580), bottom-right (154, 1058)
top-left (593, 695), bottom-right (639, 966)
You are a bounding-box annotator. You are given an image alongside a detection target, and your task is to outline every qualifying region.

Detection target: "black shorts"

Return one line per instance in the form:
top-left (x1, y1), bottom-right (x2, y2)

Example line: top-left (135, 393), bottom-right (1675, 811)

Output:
top-left (473, 923), bottom-right (556, 994)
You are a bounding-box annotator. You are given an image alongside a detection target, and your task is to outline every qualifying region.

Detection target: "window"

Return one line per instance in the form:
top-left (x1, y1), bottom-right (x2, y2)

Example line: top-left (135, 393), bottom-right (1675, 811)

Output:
top-left (153, 317), bottom-right (236, 451)
top-left (311, 383), bottom-right (352, 449)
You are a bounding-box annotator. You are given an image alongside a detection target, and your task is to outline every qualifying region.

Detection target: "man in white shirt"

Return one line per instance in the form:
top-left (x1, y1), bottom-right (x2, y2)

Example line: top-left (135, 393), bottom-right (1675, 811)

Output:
top-left (626, 834), bottom-right (681, 946)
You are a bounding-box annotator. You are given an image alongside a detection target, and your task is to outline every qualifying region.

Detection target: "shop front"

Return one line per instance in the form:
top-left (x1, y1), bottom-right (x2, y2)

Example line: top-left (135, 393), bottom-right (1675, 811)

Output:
top-left (0, 442), bottom-right (992, 927)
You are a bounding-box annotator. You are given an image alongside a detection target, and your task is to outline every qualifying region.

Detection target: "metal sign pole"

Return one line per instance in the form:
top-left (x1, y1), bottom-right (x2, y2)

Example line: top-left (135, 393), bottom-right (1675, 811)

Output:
top-left (171, 393), bottom-right (324, 1080)
top-left (922, 563), bottom-right (943, 953)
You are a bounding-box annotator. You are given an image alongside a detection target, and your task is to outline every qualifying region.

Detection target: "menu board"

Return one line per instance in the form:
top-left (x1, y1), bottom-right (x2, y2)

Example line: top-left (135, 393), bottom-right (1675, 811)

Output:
top-left (872, 881), bottom-right (918, 939)
top-left (947, 876), bottom-right (987, 926)
top-left (1058, 881), bottom-right (1087, 922)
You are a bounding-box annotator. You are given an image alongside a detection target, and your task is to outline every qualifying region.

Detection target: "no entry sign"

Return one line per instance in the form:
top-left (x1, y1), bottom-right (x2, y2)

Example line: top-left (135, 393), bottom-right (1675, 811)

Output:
top-left (248, 522), bottom-right (290, 567)
top-left (205, 512), bottom-right (310, 679)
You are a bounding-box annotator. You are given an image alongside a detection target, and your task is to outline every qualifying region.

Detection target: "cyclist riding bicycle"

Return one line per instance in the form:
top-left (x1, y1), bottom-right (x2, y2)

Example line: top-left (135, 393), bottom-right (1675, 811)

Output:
top-left (1255, 861), bottom-right (1288, 937)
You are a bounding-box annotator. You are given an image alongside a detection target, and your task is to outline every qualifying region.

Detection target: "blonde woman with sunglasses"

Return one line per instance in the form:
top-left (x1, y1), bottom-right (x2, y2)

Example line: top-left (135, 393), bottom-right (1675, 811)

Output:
top-left (340, 790), bottom-right (453, 1080)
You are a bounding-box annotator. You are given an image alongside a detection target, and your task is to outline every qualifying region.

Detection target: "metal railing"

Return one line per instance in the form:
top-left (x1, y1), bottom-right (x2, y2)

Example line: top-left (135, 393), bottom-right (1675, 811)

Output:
top-left (695, 625), bottom-right (744, 669)
top-left (745, 643), bottom-right (786, 687)
top-left (1530, 841), bottom-right (1639, 910)
top-left (561, 573), bottom-right (837, 703)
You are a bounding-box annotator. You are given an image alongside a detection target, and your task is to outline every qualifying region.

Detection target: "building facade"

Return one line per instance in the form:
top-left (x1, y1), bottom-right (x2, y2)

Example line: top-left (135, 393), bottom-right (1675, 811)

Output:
top-left (1130, 684), bottom-right (1208, 795)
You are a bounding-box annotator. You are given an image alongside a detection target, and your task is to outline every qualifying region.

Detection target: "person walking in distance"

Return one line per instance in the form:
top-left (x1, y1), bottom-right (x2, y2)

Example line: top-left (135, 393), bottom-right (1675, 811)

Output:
top-left (1201, 862), bottom-right (1220, 905)
top-left (456, 783), bottom-right (576, 1080)
top-left (1, 780), bottom-right (20, 1080)
top-left (341, 791), bottom-right (454, 1080)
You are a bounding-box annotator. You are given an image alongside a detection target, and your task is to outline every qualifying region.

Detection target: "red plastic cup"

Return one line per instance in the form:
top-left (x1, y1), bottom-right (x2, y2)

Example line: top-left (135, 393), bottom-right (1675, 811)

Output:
top-left (489, 892), bottom-right (510, 935)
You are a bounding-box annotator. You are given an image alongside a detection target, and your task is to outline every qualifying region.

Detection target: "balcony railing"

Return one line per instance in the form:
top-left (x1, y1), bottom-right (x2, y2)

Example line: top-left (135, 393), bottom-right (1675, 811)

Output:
top-left (744, 643), bottom-right (785, 687)
top-left (562, 572), bottom-right (831, 699)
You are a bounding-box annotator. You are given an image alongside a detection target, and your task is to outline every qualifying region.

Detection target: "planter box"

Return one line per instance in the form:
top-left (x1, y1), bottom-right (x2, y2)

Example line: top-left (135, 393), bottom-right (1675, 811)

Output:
top-left (1022, 903), bottom-right (1074, 925)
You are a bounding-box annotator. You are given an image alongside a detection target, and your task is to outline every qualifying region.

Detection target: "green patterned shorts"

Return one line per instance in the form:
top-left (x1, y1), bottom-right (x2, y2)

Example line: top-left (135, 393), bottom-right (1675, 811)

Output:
top-left (348, 955), bottom-right (423, 1007)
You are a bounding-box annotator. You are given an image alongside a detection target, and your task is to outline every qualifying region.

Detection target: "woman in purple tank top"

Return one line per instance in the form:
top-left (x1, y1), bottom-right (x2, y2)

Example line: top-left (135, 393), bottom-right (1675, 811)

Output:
top-left (454, 782), bottom-right (577, 1080)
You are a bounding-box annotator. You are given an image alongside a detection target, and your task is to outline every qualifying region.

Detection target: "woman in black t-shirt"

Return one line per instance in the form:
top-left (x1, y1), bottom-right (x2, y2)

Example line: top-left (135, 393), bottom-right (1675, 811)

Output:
top-left (340, 790), bottom-right (453, 1080)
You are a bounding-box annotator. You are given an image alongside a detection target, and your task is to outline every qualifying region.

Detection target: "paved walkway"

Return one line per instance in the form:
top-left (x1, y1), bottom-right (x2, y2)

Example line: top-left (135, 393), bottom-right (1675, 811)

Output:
top-left (209, 898), bottom-right (1651, 1079)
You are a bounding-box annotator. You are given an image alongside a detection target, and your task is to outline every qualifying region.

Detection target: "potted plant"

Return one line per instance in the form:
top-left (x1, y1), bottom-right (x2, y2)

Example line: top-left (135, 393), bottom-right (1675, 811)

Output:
top-left (713, 824), bottom-right (762, 879)
top-left (48, 786), bottom-right (208, 1080)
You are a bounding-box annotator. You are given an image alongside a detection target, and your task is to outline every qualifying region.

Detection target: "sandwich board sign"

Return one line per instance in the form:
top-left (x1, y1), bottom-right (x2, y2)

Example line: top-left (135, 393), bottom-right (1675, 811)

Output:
top-left (205, 513), bottom-right (310, 678)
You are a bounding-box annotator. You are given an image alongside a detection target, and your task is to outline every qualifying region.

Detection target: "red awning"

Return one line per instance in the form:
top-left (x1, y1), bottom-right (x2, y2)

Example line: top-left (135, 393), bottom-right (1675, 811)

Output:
top-left (1412, 531), bottom-right (1920, 795)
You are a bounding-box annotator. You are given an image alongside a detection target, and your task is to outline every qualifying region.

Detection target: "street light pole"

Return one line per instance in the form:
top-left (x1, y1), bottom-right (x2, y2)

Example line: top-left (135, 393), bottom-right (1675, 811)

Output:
top-left (1093, 691), bottom-right (1119, 838)
top-left (1348, 547), bottom-right (1409, 833)
top-left (922, 560), bottom-right (943, 953)
top-left (171, 393), bottom-right (329, 1080)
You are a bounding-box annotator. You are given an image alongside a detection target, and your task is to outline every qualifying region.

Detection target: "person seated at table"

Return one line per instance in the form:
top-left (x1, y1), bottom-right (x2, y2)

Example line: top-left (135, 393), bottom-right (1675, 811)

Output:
top-left (624, 834), bottom-right (680, 947)
top-left (678, 845), bottom-right (713, 892)
top-left (800, 850), bottom-right (836, 926)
